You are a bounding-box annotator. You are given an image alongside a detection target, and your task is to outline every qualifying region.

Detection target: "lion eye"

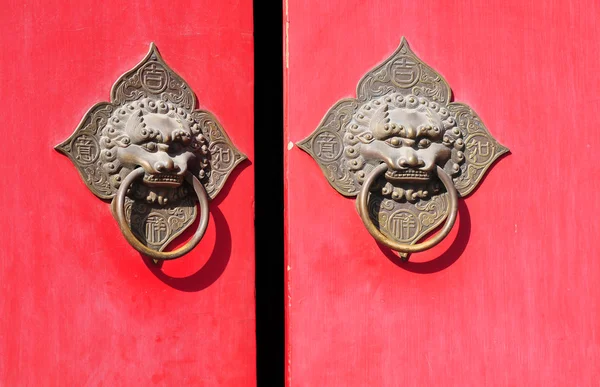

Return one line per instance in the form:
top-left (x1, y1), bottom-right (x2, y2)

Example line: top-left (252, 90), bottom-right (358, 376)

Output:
top-left (141, 142), bottom-right (157, 152)
top-left (418, 139), bottom-right (431, 149)
top-left (357, 132), bottom-right (374, 143)
top-left (385, 137), bottom-right (401, 147)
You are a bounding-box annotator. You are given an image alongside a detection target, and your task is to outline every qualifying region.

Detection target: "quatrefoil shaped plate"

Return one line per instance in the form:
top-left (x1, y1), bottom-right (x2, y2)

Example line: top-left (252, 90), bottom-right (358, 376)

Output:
top-left (298, 38), bottom-right (508, 257)
top-left (56, 44), bottom-right (246, 257)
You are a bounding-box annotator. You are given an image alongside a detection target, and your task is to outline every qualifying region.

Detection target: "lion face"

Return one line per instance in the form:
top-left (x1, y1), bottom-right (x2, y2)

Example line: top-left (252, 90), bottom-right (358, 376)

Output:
top-left (99, 97), bottom-right (209, 203)
top-left (344, 93), bottom-right (465, 202)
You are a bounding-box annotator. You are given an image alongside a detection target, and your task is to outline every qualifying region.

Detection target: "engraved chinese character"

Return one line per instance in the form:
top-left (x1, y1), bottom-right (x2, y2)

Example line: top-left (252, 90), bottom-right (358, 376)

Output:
top-left (315, 132), bottom-right (339, 160)
top-left (213, 145), bottom-right (232, 170)
top-left (74, 136), bottom-right (97, 163)
top-left (467, 139), bottom-right (491, 162)
top-left (141, 63), bottom-right (167, 93)
top-left (390, 213), bottom-right (417, 241)
top-left (145, 215), bottom-right (167, 244)
top-left (391, 56), bottom-right (420, 87)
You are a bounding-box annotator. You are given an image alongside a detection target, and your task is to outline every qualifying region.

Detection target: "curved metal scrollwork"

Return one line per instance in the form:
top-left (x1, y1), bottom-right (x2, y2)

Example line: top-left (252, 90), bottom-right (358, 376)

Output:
top-left (298, 38), bottom-right (508, 261)
top-left (56, 44), bottom-right (246, 261)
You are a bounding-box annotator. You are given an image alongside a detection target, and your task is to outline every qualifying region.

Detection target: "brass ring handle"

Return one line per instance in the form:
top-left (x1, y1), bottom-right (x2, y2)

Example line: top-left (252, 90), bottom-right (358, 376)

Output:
top-left (113, 168), bottom-right (210, 260)
top-left (357, 163), bottom-right (458, 253)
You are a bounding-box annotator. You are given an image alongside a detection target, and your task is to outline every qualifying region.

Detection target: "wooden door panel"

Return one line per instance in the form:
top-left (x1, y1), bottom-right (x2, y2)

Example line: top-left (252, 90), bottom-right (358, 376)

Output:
top-left (285, 1), bottom-right (600, 386)
top-left (0, 1), bottom-right (255, 385)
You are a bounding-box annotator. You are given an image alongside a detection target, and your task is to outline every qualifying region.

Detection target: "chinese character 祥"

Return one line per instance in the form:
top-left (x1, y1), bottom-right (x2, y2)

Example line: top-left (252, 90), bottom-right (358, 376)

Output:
top-left (146, 216), bottom-right (167, 244)
top-left (390, 213), bottom-right (416, 240)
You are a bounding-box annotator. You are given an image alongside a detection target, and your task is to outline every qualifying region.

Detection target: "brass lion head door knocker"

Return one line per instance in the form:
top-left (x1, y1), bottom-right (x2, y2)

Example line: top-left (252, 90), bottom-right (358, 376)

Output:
top-left (298, 38), bottom-right (508, 261)
top-left (56, 44), bottom-right (245, 261)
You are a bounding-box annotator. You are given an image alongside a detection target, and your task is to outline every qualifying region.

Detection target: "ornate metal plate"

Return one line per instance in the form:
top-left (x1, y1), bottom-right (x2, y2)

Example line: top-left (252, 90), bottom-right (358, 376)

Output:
top-left (298, 38), bottom-right (508, 259)
top-left (56, 44), bottom-right (246, 259)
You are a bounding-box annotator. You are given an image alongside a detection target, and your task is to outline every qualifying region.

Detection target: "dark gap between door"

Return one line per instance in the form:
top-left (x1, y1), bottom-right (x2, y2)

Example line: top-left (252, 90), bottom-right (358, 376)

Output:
top-left (254, 1), bottom-right (284, 386)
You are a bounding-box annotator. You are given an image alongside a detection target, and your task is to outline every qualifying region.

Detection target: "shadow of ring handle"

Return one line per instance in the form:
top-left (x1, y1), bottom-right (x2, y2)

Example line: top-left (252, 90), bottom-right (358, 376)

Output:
top-left (112, 167), bottom-right (210, 260)
top-left (356, 163), bottom-right (458, 253)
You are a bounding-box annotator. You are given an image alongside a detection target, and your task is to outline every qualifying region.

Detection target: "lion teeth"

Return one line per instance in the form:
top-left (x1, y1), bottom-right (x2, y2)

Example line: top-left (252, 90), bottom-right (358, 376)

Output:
top-left (144, 174), bottom-right (183, 183)
top-left (385, 169), bottom-right (430, 179)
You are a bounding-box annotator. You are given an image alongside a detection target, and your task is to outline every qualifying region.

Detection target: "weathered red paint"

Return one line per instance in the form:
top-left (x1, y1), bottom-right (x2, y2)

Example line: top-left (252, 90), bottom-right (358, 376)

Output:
top-left (285, 0), bottom-right (600, 386)
top-left (0, 1), bottom-right (255, 385)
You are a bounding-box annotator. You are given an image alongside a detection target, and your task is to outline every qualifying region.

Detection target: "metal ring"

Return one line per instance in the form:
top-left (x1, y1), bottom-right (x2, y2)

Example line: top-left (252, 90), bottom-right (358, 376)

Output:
top-left (113, 168), bottom-right (210, 260)
top-left (356, 163), bottom-right (458, 253)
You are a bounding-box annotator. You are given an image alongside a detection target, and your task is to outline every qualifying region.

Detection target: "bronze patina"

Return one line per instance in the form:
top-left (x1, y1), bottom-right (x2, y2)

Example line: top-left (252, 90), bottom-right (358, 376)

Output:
top-left (56, 44), bottom-right (245, 260)
top-left (298, 38), bottom-right (508, 261)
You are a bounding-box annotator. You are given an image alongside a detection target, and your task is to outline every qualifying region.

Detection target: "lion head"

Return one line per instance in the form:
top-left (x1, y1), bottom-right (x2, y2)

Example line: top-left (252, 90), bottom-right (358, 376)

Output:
top-left (343, 93), bottom-right (465, 202)
top-left (98, 97), bottom-right (209, 204)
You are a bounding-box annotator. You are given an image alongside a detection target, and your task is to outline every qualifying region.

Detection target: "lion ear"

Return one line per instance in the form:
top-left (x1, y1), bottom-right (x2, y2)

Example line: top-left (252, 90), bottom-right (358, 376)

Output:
top-left (369, 104), bottom-right (390, 138)
top-left (122, 109), bottom-right (144, 140)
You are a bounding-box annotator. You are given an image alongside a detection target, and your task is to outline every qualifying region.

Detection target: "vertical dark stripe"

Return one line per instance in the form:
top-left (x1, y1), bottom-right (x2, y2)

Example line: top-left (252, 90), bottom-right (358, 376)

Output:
top-left (254, 1), bottom-right (284, 386)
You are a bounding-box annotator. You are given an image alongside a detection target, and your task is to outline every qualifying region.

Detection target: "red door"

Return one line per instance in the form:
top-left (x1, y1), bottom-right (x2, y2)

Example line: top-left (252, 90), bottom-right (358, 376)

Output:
top-left (285, 1), bottom-right (600, 386)
top-left (0, 1), bottom-right (255, 385)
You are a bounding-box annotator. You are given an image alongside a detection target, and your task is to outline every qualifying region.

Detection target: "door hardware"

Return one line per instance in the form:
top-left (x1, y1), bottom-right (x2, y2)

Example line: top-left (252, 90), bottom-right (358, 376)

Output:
top-left (56, 44), bottom-right (245, 261)
top-left (298, 38), bottom-right (507, 261)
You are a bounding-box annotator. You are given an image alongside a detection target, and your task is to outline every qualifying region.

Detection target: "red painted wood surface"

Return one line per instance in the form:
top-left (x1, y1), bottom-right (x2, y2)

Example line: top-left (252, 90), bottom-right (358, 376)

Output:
top-left (285, 1), bottom-right (600, 386)
top-left (0, 1), bottom-right (255, 385)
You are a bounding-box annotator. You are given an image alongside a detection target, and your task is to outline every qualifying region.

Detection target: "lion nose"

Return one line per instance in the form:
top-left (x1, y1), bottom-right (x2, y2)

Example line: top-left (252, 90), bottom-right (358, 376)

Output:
top-left (398, 154), bottom-right (423, 168)
top-left (154, 158), bottom-right (179, 173)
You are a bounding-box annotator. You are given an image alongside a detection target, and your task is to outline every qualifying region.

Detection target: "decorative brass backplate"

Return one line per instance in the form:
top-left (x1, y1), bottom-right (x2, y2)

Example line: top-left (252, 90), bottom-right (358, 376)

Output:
top-left (298, 38), bottom-right (508, 260)
top-left (56, 43), bottom-right (246, 260)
